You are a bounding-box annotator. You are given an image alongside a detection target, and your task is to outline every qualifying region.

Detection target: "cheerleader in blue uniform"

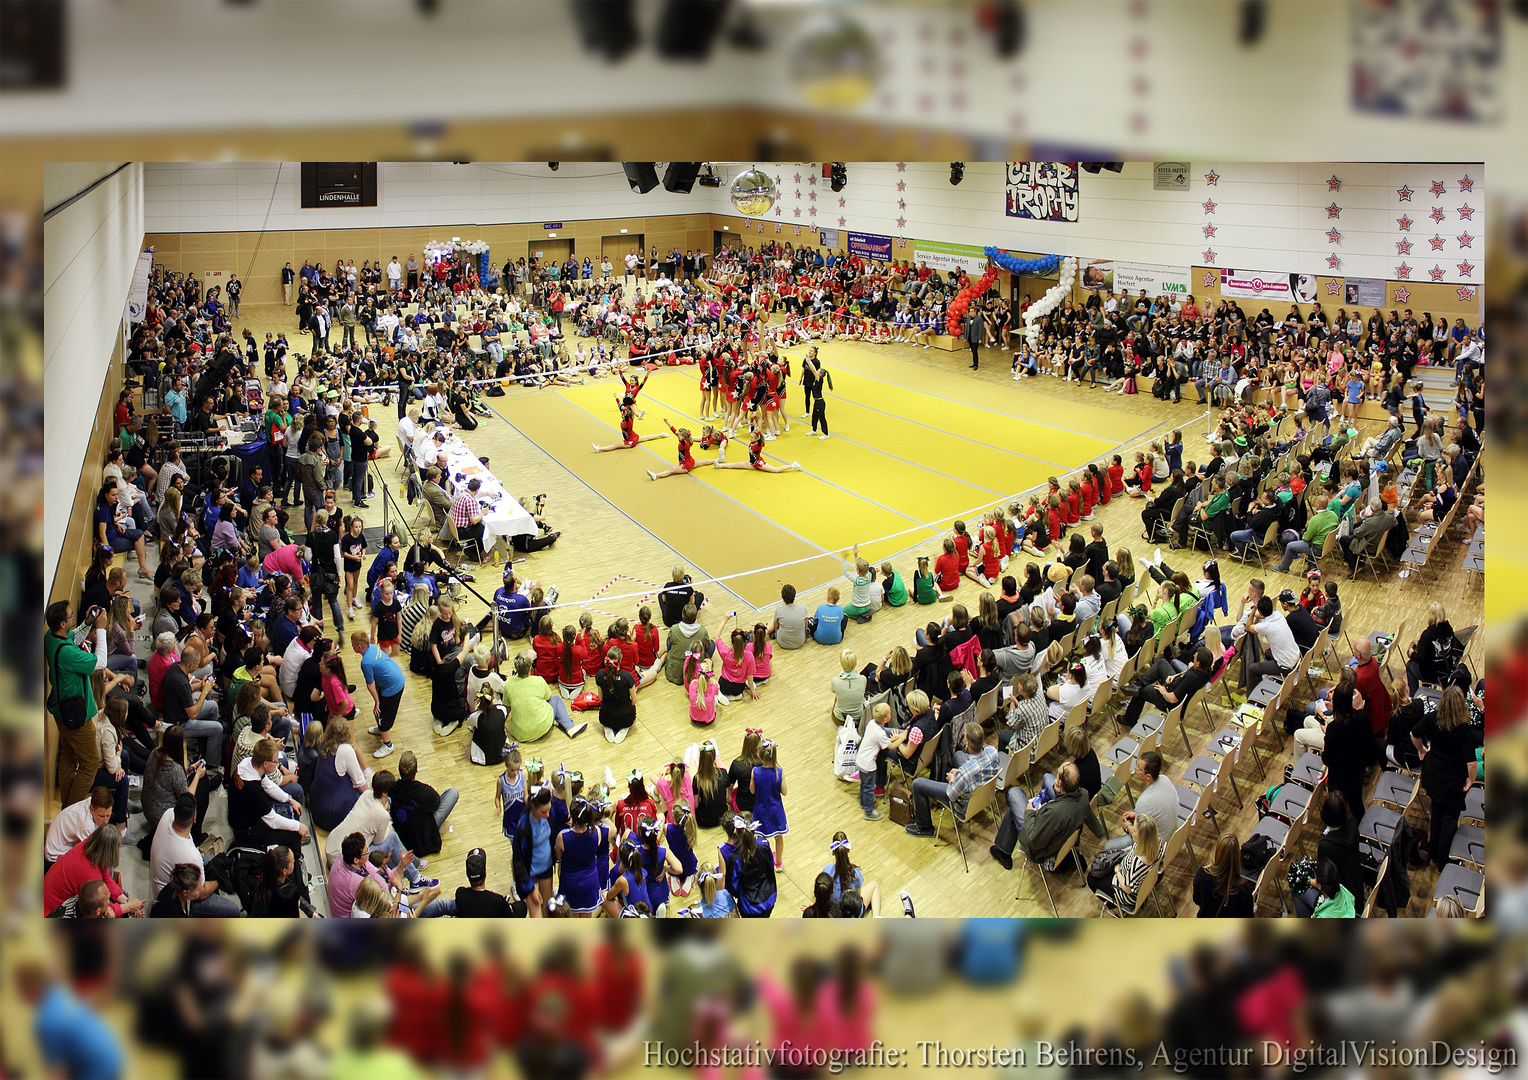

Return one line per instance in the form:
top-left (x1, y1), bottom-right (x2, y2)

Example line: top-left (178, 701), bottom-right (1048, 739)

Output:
top-left (749, 740), bottom-right (789, 870)
top-left (496, 744), bottom-right (524, 839)
top-left (666, 802), bottom-right (699, 898)
top-left (635, 817), bottom-right (682, 917)
top-left (602, 844), bottom-right (647, 918)
top-left (727, 817), bottom-right (778, 918)
top-left (555, 799), bottom-right (607, 918)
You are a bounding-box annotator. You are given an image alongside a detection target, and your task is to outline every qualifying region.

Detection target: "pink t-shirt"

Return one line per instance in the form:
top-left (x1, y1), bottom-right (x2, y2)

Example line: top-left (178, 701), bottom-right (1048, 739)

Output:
top-left (688, 677), bottom-right (718, 725)
top-left (323, 671), bottom-right (355, 717)
top-left (263, 542), bottom-right (304, 580)
top-left (716, 642), bottom-right (755, 686)
top-left (745, 639), bottom-right (773, 680)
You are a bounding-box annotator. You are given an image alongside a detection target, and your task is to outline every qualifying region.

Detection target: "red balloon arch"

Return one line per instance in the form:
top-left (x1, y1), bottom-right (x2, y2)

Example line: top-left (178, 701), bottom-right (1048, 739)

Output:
top-left (946, 264), bottom-right (1001, 336)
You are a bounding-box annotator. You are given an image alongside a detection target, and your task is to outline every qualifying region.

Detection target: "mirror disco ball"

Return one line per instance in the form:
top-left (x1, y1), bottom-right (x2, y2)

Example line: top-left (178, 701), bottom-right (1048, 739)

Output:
top-left (790, 12), bottom-right (880, 109)
top-left (730, 167), bottom-right (779, 216)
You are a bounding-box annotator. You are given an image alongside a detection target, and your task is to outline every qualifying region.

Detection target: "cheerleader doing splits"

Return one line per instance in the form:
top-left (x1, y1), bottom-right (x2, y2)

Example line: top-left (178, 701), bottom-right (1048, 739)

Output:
top-left (713, 423), bottom-right (801, 474)
top-left (648, 420), bottom-right (719, 481)
top-left (593, 392), bottom-right (667, 454)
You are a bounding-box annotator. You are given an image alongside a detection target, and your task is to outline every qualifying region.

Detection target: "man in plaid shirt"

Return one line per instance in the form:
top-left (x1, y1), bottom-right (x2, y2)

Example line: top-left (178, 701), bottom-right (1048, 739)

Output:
top-left (905, 720), bottom-right (1000, 838)
top-left (449, 478), bottom-right (486, 552)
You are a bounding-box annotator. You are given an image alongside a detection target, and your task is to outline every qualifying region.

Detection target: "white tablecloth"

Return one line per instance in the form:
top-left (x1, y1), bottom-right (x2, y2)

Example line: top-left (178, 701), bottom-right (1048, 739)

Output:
top-left (431, 431), bottom-right (537, 550)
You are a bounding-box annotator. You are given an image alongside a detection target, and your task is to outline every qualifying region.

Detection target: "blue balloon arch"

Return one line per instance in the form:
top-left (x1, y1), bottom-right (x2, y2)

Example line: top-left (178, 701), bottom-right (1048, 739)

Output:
top-left (984, 248), bottom-right (1060, 276)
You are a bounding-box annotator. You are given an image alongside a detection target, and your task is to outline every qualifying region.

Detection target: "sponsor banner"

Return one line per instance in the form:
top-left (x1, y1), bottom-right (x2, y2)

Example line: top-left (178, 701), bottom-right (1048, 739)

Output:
top-left (1078, 259), bottom-right (1192, 297)
top-left (914, 239), bottom-right (989, 275)
top-left (847, 230), bottom-right (892, 262)
top-left (817, 228), bottom-right (840, 248)
top-left (1153, 161), bottom-right (1191, 190)
top-left (1005, 161), bottom-right (1080, 222)
top-left (1218, 268), bottom-right (1301, 302)
top-left (1343, 277), bottom-right (1386, 306)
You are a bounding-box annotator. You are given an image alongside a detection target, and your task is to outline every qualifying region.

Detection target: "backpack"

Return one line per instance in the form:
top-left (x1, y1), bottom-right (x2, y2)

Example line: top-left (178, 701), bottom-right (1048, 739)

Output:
top-left (1241, 832), bottom-right (1278, 874)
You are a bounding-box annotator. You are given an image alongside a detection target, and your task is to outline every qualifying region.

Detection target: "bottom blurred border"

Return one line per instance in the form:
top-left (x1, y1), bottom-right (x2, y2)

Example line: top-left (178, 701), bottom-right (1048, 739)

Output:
top-left (1, 918), bottom-right (1523, 1079)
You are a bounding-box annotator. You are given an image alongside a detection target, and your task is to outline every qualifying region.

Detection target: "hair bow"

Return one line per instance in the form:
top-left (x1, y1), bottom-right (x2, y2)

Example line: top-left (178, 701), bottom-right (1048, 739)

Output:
top-left (529, 782), bottom-right (548, 797)
top-left (730, 815), bottom-right (749, 832)
top-left (747, 820), bottom-right (765, 836)
top-left (745, 727), bottom-right (763, 736)
top-left (700, 738), bottom-right (718, 753)
top-left (525, 756), bottom-right (543, 772)
top-left (618, 906), bottom-right (646, 918)
top-left (685, 647), bottom-right (702, 660)
top-left (627, 768), bottom-right (643, 783)
top-left (667, 762), bottom-right (686, 774)
top-left (830, 838), bottom-right (852, 853)
top-left (760, 738), bottom-right (776, 750)
top-left (504, 741), bottom-right (520, 754)
top-left (697, 866), bottom-right (720, 883)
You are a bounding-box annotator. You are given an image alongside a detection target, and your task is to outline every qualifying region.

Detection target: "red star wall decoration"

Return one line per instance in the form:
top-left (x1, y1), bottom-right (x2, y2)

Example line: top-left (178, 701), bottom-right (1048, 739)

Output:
top-left (1458, 174), bottom-right (1474, 192)
top-left (808, 191), bottom-right (817, 201)
top-left (896, 162), bottom-right (907, 172)
top-left (896, 179), bottom-right (906, 192)
top-left (1430, 180), bottom-right (1447, 197)
top-left (897, 198), bottom-right (906, 210)
top-left (1203, 169), bottom-right (1219, 185)
top-left (1202, 199), bottom-right (1217, 214)
top-left (1396, 215), bottom-right (1413, 231)
top-left (1325, 279), bottom-right (1343, 295)
top-left (1325, 202), bottom-right (1342, 218)
top-left (792, 207), bottom-right (801, 218)
top-left (1457, 260), bottom-right (1474, 276)
top-left (896, 216), bottom-right (906, 229)
top-left (1202, 249), bottom-right (1216, 263)
top-left (1429, 207), bottom-right (1446, 223)
top-left (1394, 263), bottom-right (1412, 279)
top-left (793, 173), bottom-right (801, 184)
top-left (793, 188), bottom-right (800, 199)
top-left (808, 175), bottom-right (816, 187)
top-left (838, 217), bottom-right (845, 227)
top-left (1392, 286), bottom-right (1411, 302)
top-left (1203, 271), bottom-right (1218, 288)
top-left (1203, 224), bottom-right (1218, 238)
top-left (808, 206), bottom-right (817, 217)
top-left (1457, 232), bottom-right (1474, 248)
top-left (1457, 286), bottom-right (1474, 301)
top-left (1396, 185), bottom-right (1414, 201)
top-left (1457, 204), bottom-right (1475, 220)
top-left (793, 226), bottom-right (801, 236)
top-left (1327, 254), bottom-right (1342, 269)
top-left (1428, 235), bottom-right (1446, 250)
top-left (1325, 227), bottom-right (1341, 243)
top-left (774, 207), bottom-right (780, 216)
top-left (1395, 238), bottom-right (1413, 255)
top-left (1327, 174), bottom-right (1342, 191)
top-left (1428, 265), bottom-right (1445, 282)
top-left (838, 197), bottom-right (845, 207)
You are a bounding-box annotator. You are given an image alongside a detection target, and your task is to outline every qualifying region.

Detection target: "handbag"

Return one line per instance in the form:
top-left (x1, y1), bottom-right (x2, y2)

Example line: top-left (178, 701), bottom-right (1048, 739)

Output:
top-left (833, 716), bottom-right (860, 779)
top-left (1086, 846), bottom-right (1129, 893)
top-left (49, 642), bottom-right (90, 731)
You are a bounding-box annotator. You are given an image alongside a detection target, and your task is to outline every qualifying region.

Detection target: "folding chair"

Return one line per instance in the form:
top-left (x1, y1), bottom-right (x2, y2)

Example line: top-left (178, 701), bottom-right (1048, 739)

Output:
top-left (973, 684), bottom-right (1002, 730)
top-left (438, 515), bottom-right (485, 564)
top-left (1351, 522), bottom-right (1397, 582)
top-left (1370, 771), bottom-right (1419, 814)
top-left (893, 727), bottom-right (942, 785)
top-left (1184, 744), bottom-right (1242, 809)
top-left (1433, 864), bottom-right (1484, 915)
top-left (1454, 624), bottom-right (1480, 679)
top-left (931, 775), bottom-right (998, 872)
top-left (1023, 720), bottom-right (1062, 793)
top-left (1287, 751), bottom-right (1325, 790)
top-left (1061, 696), bottom-right (1090, 741)
top-left (1462, 785), bottom-right (1484, 826)
top-left (995, 737), bottom-right (1032, 793)
top-left (1449, 823), bottom-right (1485, 871)
top-left (1362, 856), bottom-right (1388, 917)
top-left (1015, 824), bottom-right (1085, 917)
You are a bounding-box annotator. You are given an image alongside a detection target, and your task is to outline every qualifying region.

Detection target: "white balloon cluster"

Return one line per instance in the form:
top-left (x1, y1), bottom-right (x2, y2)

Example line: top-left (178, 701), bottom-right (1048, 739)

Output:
top-left (1021, 256), bottom-right (1077, 353)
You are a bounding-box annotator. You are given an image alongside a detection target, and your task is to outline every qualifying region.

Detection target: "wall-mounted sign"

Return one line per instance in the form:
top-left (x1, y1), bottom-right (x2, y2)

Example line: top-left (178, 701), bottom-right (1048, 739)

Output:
top-left (544, 223), bottom-right (563, 230)
top-left (1153, 162), bottom-right (1191, 191)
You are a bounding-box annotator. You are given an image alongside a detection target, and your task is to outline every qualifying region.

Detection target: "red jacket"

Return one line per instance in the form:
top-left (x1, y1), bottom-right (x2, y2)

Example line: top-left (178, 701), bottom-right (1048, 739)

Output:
top-left (43, 841), bottom-right (129, 917)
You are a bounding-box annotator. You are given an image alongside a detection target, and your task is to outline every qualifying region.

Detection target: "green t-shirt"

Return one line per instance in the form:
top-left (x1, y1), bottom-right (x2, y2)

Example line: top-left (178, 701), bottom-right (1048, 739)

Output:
top-left (44, 631), bottom-right (99, 719)
top-left (1312, 885), bottom-right (1356, 918)
top-left (1303, 508), bottom-right (1339, 548)
top-left (912, 569), bottom-right (938, 605)
top-left (884, 571), bottom-right (908, 607)
top-left (264, 408), bottom-right (288, 446)
top-left (1204, 491), bottom-right (1231, 518)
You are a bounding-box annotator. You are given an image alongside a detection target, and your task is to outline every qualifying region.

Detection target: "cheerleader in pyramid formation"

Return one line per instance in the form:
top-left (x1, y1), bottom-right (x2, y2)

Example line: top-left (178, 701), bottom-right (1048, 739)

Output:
top-left (592, 389), bottom-right (667, 454)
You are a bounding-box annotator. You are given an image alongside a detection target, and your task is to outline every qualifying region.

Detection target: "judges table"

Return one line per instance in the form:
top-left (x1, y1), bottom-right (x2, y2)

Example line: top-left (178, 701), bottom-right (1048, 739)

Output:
top-left (422, 427), bottom-right (537, 552)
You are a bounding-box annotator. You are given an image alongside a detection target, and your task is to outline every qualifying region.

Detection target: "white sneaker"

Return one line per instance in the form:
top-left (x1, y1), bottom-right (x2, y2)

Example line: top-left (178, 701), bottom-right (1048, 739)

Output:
top-left (367, 725), bottom-right (382, 736)
top-left (1012, 373), bottom-right (1021, 380)
top-left (818, 433), bottom-right (828, 440)
top-left (565, 721), bottom-right (588, 738)
top-left (647, 470), bottom-right (657, 481)
top-left (792, 461), bottom-right (802, 471)
top-left (373, 742), bottom-right (395, 758)
top-left (637, 409), bottom-right (646, 419)
top-left (714, 694), bottom-right (728, 707)
top-left (613, 726), bottom-right (629, 743)
top-left (592, 442), bottom-right (601, 453)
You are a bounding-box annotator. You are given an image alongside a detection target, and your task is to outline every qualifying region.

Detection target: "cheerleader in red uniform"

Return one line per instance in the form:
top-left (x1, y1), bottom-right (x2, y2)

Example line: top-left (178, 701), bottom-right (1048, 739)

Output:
top-left (700, 347), bottom-right (723, 421)
top-left (1065, 479), bottom-right (1082, 525)
top-left (1089, 462), bottom-right (1112, 508)
top-left (593, 394), bottom-right (668, 454)
top-left (648, 420), bottom-right (719, 481)
top-left (621, 370), bottom-right (649, 404)
top-left (1079, 472), bottom-right (1097, 520)
top-left (762, 360), bottom-right (789, 440)
top-left (714, 423), bottom-right (802, 474)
